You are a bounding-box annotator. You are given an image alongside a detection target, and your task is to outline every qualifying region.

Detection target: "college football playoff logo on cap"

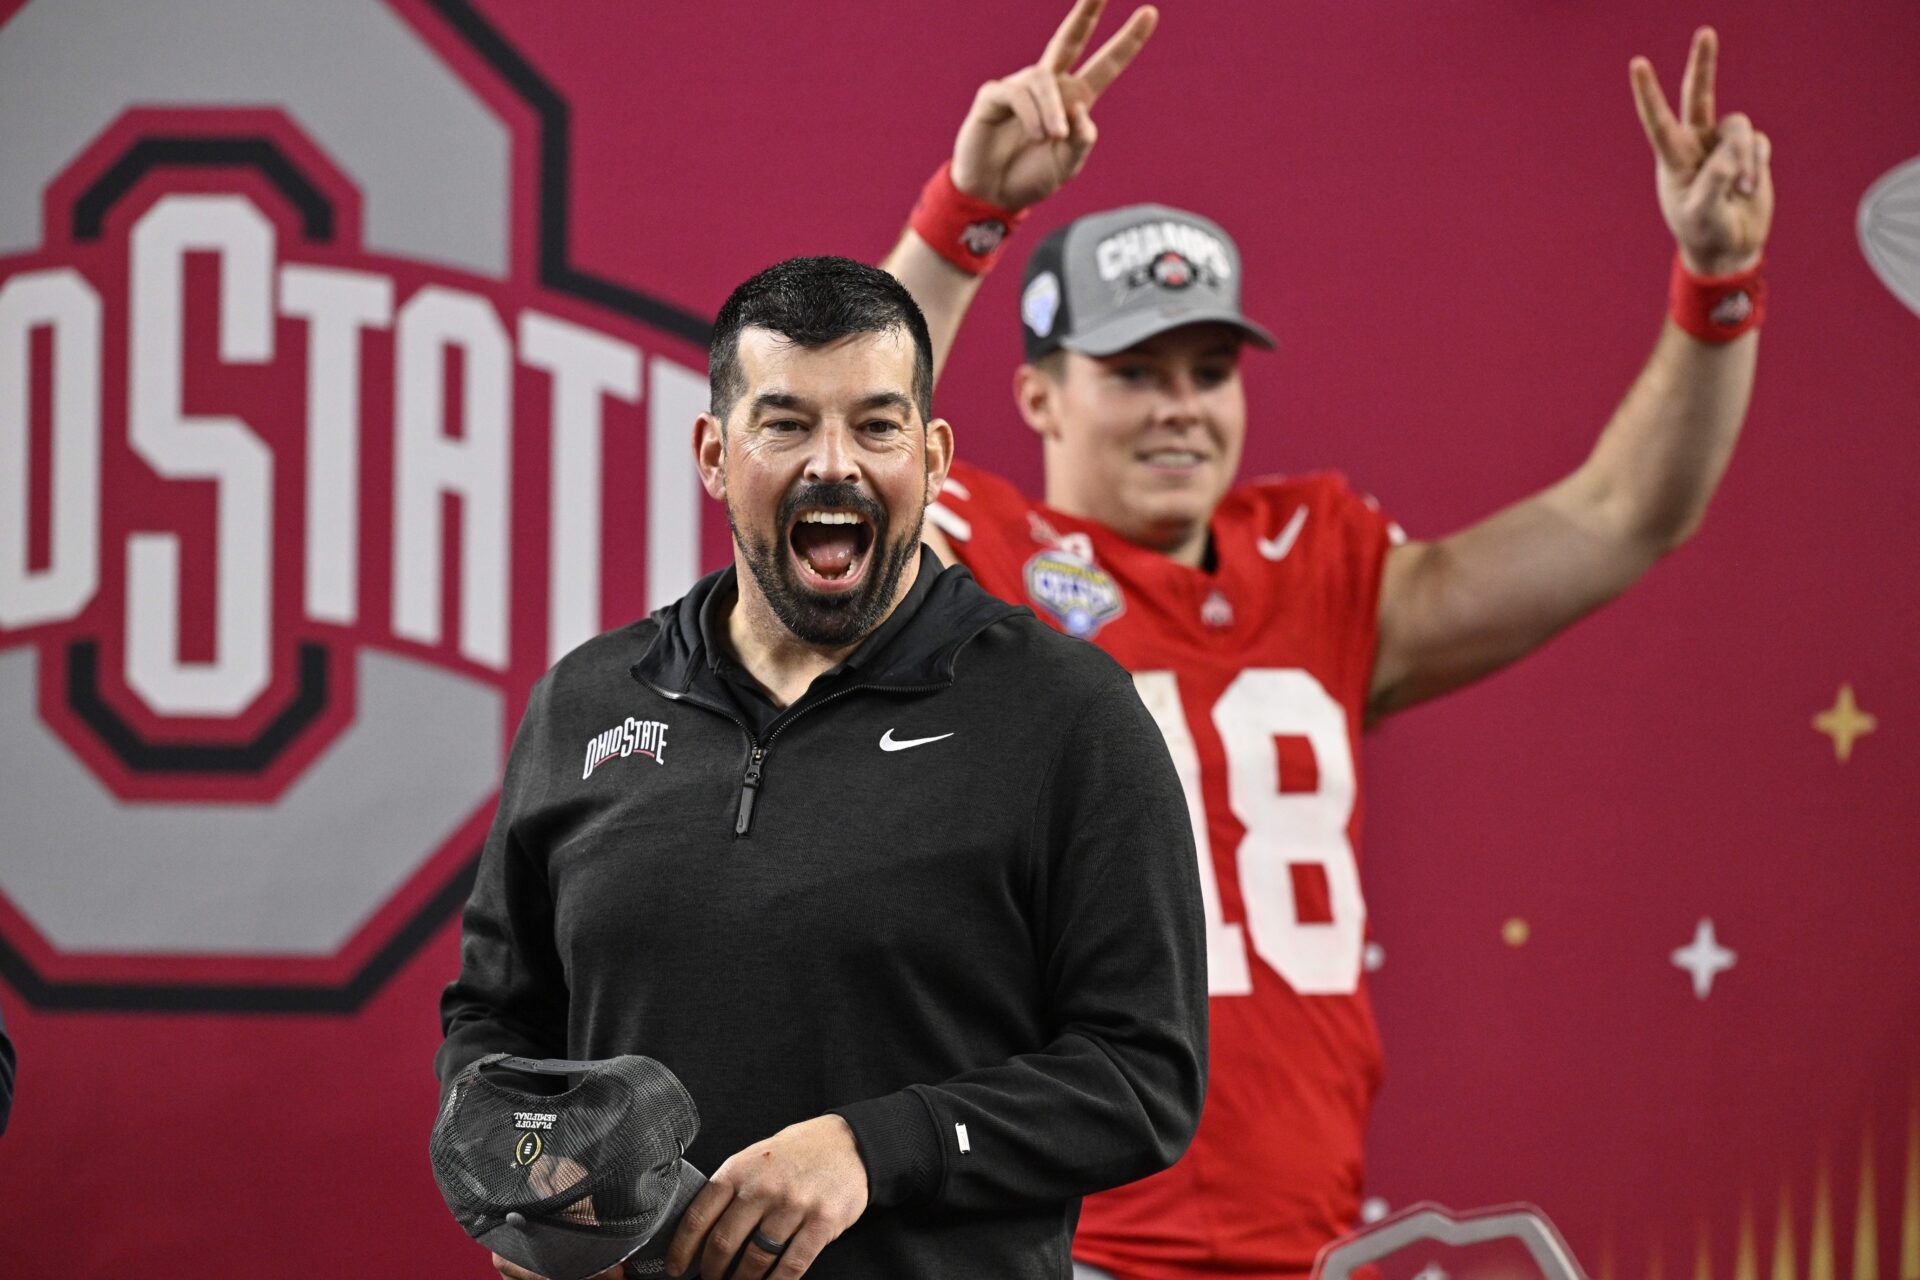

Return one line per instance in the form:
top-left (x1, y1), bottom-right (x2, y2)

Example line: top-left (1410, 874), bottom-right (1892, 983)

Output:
top-left (1022, 270), bottom-right (1061, 337)
top-left (0, 0), bottom-right (712, 1012)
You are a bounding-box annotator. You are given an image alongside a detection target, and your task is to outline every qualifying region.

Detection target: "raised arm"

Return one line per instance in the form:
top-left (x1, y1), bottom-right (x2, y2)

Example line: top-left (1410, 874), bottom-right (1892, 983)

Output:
top-left (881, 0), bottom-right (1157, 384)
top-left (1369, 28), bottom-right (1772, 719)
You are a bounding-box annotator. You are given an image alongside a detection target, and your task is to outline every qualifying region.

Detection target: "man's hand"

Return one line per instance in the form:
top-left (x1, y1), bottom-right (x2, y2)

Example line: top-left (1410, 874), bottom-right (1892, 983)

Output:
top-left (664, 1115), bottom-right (868, 1280)
top-left (486, 1155), bottom-right (625, 1280)
top-left (882, 0), bottom-right (1157, 378)
top-left (1630, 27), bottom-right (1774, 276)
top-left (489, 1256), bottom-right (621, 1280)
top-left (950, 0), bottom-right (1158, 212)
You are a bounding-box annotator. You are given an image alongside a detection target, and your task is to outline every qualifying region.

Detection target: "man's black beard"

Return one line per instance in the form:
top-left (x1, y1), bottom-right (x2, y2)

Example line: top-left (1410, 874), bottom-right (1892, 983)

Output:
top-left (729, 481), bottom-right (925, 648)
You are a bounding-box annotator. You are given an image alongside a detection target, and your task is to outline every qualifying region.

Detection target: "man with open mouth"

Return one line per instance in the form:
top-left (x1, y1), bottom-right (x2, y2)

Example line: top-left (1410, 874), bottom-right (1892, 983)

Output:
top-left (439, 255), bottom-right (1210, 1280)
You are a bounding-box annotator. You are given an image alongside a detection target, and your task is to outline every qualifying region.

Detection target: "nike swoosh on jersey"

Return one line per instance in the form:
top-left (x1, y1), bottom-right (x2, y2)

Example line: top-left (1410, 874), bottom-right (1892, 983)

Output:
top-left (879, 729), bottom-right (955, 752)
top-left (1256, 504), bottom-right (1309, 561)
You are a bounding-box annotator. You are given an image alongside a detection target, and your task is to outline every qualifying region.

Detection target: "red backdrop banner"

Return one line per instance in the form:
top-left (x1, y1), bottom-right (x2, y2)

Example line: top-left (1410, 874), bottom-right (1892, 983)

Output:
top-left (0, 1), bottom-right (1913, 1274)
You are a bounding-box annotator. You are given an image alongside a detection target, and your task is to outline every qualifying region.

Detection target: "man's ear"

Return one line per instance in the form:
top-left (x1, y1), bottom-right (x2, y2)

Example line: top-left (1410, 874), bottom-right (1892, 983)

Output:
top-left (695, 412), bottom-right (727, 500)
top-left (1013, 363), bottom-right (1061, 443)
top-left (923, 415), bottom-right (955, 496)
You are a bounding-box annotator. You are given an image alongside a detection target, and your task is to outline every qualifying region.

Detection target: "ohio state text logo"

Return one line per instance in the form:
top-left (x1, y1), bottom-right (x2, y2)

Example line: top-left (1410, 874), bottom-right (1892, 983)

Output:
top-left (584, 717), bottom-right (670, 776)
top-left (0, 0), bottom-right (711, 1011)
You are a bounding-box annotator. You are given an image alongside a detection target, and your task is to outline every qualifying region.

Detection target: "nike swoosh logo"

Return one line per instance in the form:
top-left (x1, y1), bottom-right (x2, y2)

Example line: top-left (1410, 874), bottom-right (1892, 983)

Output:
top-left (1257, 504), bottom-right (1308, 561)
top-left (880, 729), bottom-right (954, 752)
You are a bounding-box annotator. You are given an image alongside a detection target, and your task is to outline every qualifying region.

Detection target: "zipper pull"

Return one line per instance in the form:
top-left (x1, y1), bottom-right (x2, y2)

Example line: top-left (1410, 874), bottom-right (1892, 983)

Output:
top-left (735, 747), bottom-right (765, 836)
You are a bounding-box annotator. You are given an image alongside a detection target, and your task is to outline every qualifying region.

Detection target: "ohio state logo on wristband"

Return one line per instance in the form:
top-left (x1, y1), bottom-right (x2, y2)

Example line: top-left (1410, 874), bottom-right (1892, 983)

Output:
top-left (1710, 290), bottom-right (1753, 327)
top-left (1669, 251), bottom-right (1766, 342)
top-left (911, 162), bottom-right (1027, 276)
top-left (960, 218), bottom-right (1011, 257)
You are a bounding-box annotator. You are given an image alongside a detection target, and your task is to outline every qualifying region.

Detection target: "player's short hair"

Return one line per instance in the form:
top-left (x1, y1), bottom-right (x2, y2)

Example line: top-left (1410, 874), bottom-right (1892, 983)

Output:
top-left (1027, 349), bottom-right (1069, 381)
top-left (709, 256), bottom-right (934, 426)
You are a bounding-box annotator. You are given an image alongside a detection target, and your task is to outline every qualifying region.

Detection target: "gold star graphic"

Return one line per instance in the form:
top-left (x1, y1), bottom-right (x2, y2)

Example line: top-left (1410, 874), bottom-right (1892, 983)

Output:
top-left (1812, 683), bottom-right (1877, 763)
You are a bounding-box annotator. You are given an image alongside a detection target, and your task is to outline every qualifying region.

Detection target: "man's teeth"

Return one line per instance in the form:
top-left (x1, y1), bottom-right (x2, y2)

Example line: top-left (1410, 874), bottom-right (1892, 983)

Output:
top-left (1144, 450), bottom-right (1204, 466)
top-left (798, 511), bottom-right (865, 525)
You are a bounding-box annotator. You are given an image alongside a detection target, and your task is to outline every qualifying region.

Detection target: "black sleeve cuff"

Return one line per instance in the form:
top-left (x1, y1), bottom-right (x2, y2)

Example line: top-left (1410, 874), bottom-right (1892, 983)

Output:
top-left (830, 1087), bottom-right (943, 1208)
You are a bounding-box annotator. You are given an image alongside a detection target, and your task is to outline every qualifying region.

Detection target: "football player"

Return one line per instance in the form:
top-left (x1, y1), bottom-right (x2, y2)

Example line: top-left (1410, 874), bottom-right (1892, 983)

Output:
top-left (876, 3), bottom-right (1771, 1277)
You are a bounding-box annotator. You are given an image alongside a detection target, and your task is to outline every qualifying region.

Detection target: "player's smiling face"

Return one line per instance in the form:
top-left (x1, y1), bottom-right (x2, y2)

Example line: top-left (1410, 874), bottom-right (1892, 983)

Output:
top-left (1022, 323), bottom-right (1247, 564)
top-left (698, 326), bottom-right (952, 647)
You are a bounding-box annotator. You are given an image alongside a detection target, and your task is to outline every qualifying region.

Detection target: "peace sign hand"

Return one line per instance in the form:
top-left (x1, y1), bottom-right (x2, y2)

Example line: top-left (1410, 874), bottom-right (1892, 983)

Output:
top-left (950, 0), bottom-right (1158, 212)
top-left (1630, 27), bottom-right (1773, 277)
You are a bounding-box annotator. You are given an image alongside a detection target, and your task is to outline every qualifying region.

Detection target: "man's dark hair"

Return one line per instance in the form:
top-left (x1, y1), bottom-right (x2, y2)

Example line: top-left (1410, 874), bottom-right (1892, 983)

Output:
top-left (709, 256), bottom-right (935, 426)
top-left (1028, 349), bottom-right (1070, 381)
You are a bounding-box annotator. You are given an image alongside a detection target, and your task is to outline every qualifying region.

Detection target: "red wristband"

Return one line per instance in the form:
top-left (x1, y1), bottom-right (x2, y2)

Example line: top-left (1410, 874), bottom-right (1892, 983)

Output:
top-left (909, 162), bottom-right (1027, 277)
top-left (1669, 252), bottom-right (1766, 342)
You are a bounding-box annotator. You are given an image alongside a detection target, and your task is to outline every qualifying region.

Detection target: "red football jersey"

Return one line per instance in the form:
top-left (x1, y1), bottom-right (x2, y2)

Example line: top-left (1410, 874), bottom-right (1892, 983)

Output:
top-left (930, 458), bottom-right (1403, 1279)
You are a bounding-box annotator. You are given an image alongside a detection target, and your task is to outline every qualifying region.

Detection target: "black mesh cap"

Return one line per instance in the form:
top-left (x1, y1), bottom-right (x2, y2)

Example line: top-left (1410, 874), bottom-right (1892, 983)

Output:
top-left (430, 1054), bottom-right (706, 1280)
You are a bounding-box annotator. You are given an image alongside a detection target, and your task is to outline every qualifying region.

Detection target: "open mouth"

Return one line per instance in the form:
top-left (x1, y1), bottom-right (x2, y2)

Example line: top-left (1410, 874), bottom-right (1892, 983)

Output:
top-left (788, 508), bottom-right (876, 593)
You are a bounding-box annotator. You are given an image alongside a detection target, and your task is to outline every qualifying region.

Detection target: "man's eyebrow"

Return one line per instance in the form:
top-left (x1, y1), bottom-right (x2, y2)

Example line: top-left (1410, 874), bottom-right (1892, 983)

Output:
top-left (750, 391), bottom-right (915, 417)
top-left (750, 391), bottom-right (811, 415)
top-left (852, 392), bottom-right (915, 416)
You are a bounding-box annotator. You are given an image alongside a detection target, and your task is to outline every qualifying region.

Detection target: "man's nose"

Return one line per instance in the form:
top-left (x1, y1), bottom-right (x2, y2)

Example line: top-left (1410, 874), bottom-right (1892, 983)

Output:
top-left (803, 421), bottom-right (861, 486)
top-left (1156, 374), bottom-right (1206, 427)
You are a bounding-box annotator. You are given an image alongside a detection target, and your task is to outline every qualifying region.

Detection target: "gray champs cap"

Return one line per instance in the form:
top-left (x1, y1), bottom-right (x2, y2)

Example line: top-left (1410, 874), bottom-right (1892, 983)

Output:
top-left (1019, 203), bottom-right (1276, 362)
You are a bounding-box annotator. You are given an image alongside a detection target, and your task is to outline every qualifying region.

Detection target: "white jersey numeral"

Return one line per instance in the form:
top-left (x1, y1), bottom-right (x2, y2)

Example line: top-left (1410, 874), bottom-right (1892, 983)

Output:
top-left (1132, 670), bottom-right (1252, 994)
top-left (1133, 668), bottom-right (1364, 997)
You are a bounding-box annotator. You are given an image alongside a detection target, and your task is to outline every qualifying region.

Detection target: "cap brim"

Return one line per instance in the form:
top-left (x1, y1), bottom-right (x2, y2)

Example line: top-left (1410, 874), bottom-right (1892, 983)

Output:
top-left (477, 1161), bottom-right (707, 1280)
top-left (1063, 303), bottom-right (1275, 357)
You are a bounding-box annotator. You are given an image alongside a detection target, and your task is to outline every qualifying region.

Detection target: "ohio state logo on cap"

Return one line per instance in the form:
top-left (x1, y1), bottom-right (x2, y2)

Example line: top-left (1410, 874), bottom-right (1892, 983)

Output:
top-left (1151, 250), bottom-right (1197, 289)
top-left (0, 0), bottom-right (712, 1012)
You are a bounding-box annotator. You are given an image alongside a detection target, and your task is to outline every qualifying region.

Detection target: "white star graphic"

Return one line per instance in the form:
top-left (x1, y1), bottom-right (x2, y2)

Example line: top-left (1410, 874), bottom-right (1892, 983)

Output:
top-left (1413, 1264), bottom-right (1450, 1280)
top-left (1671, 918), bottom-right (1736, 999)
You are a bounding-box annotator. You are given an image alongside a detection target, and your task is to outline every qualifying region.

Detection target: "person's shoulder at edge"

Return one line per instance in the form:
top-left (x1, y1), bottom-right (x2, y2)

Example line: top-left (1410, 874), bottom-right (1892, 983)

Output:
top-left (0, 998), bottom-right (12, 1138)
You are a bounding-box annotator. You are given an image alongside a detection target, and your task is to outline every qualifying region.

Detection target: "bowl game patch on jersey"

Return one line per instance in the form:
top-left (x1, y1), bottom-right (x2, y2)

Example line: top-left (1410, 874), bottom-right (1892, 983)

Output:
top-left (1023, 541), bottom-right (1126, 639)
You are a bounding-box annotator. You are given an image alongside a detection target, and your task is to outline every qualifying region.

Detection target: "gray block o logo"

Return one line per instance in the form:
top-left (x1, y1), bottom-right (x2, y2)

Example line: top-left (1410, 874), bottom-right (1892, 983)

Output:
top-left (0, 0), bottom-right (710, 1012)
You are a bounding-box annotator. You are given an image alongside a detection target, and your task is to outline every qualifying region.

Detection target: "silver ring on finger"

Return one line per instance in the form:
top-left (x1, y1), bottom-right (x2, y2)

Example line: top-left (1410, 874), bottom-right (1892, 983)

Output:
top-left (749, 1228), bottom-right (790, 1256)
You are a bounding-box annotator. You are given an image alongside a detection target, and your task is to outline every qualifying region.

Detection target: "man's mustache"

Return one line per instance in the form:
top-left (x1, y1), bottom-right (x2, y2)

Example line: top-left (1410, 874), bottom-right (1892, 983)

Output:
top-left (776, 483), bottom-right (887, 531)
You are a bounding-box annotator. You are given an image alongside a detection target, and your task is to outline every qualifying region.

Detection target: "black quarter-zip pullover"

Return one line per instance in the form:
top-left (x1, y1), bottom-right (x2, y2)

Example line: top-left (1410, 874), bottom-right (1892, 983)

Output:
top-left (437, 551), bottom-right (1208, 1280)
